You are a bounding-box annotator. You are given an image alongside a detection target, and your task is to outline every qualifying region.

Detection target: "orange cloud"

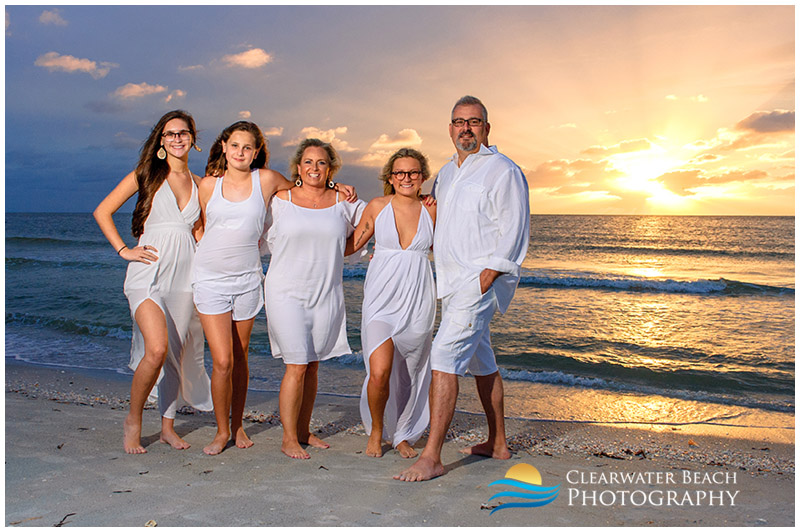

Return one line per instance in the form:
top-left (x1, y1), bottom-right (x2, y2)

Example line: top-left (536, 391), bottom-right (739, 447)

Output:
top-left (112, 82), bottom-right (168, 100)
top-left (262, 127), bottom-right (284, 137)
top-left (657, 169), bottom-right (771, 196)
top-left (39, 9), bottom-right (67, 26)
top-left (34, 51), bottom-right (117, 79)
top-left (736, 110), bottom-right (794, 133)
top-left (222, 48), bottom-right (272, 69)
top-left (528, 158), bottom-right (621, 192)
top-left (164, 89), bottom-right (186, 103)
top-left (285, 126), bottom-right (356, 153)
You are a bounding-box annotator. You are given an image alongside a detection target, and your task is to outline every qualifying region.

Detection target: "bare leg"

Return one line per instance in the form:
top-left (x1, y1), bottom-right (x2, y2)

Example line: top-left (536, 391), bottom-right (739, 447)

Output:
top-left (231, 318), bottom-right (255, 449)
top-left (159, 416), bottom-right (190, 449)
top-left (459, 371), bottom-right (511, 459)
top-left (280, 364), bottom-right (310, 459)
top-left (365, 339), bottom-right (393, 457)
top-left (298, 361), bottom-right (328, 449)
top-left (199, 312), bottom-right (234, 455)
top-left (125, 299), bottom-right (169, 454)
top-left (393, 370), bottom-right (455, 481)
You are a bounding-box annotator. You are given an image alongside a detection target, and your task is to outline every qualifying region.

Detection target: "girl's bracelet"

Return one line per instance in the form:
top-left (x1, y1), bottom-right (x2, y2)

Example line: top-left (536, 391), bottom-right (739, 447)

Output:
top-left (117, 245), bottom-right (127, 255)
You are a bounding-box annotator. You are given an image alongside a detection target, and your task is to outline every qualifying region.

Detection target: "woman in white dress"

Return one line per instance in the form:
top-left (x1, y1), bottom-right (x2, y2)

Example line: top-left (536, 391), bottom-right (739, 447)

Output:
top-left (347, 148), bottom-right (436, 458)
top-left (264, 139), bottom-right (365, 459)
top-left (94, 110), bottom-right (213, 454)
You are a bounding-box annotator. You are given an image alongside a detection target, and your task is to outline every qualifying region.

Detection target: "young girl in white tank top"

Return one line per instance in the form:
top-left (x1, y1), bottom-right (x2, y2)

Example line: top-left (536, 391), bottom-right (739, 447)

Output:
top-left (193, 121), bottom-right (294, 455)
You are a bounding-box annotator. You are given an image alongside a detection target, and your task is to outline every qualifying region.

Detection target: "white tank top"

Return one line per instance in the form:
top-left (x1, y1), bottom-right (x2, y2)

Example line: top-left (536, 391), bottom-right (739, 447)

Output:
top-left (192, 169), bottom-right (266, 293)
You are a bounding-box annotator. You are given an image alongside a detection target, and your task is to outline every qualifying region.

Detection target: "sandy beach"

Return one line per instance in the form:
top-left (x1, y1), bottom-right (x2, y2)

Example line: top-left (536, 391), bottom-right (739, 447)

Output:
top-left (4, 359), bottom-right (794, 527)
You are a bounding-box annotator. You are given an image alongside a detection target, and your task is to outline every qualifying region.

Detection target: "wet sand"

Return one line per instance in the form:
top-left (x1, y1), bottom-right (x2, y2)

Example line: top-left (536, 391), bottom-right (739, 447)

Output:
top-left (4, 359), bottom-right (794, 527)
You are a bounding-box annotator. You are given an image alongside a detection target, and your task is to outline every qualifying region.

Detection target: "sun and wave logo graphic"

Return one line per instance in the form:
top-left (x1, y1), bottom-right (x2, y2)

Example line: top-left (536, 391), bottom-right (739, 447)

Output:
top-left (487, 464), bottom-right (560, 514)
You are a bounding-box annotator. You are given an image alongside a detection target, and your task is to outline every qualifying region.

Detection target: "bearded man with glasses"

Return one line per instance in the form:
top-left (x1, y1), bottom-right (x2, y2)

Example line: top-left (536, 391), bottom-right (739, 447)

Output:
top-left (394, 95), bottom-right (530, 482)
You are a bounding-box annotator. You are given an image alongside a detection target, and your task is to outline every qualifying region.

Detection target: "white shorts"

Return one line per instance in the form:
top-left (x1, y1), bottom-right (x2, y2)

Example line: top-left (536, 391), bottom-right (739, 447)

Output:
top-left (193, 284), bottom-right (264, 321)
top-left (430, 282), bottom-right (498, 376)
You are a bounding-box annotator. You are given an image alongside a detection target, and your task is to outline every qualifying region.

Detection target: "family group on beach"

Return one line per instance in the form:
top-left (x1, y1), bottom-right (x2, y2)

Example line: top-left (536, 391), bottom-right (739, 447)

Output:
top-left (93, 95), bottom-right (530, 482)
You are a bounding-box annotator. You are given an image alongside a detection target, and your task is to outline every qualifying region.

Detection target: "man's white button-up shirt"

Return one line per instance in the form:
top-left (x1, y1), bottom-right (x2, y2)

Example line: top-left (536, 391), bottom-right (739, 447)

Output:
top-left (432, 144), bottom-right (530, 314)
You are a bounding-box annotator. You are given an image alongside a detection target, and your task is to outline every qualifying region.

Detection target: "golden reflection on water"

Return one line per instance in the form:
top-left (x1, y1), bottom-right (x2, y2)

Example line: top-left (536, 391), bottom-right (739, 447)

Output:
top-left (628, 266), bottom-right (663, 278)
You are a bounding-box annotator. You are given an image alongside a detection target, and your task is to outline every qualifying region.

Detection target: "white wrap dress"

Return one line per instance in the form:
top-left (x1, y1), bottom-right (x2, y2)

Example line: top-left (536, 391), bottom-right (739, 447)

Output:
top-left (263, 191), bottom-right (365, 364)
top-left (359, 200), bottom-right (435, 446)
top-left (123, 179), bottom-right (213, 418)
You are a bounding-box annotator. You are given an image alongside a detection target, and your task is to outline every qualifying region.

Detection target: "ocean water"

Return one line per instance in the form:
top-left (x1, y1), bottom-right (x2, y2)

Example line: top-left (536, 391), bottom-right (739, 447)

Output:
top-left (5, 213), bottom-right (795, 427)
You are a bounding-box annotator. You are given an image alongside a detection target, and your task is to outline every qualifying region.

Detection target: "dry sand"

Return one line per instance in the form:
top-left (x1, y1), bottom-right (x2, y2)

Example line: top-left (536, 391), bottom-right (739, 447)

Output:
top-left (4, 360), bottom-right (794, 527)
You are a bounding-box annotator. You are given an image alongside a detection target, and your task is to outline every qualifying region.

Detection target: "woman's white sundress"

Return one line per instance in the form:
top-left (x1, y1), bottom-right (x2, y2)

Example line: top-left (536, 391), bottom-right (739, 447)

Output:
top-left (123, 178), bottom-right (212, 418)
top-left (359, 199), bottom-right (435, 447)
top-left (263, 191), bottom-right (365, 364)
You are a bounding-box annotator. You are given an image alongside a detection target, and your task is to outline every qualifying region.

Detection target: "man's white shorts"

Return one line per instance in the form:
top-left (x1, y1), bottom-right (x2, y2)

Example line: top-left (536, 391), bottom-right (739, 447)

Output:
top-left (193, 284), bottom-right (264, 321)
top-left (431, 283), bottom-right (499, 376)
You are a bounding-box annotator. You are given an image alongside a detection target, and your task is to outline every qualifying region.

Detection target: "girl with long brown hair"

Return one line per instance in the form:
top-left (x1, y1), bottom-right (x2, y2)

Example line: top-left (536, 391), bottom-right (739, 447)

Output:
top-left (94, 110), bottom-right (213, 454)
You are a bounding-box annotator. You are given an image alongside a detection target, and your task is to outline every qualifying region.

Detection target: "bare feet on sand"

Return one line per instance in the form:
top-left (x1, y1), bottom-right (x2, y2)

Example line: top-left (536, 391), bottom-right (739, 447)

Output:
top-left (123, 415), bottom-right (146, 454)
top-left (282, 440), bottom-right (311, 459)
top-left (366, 433), bottom-right (384, 457)
top-left (458, 441), bottom-right (511, 459)
top-left (396, 440), bottom-right (418, 459)
top-left (203, 432), bottom-right (230, 455)
top-left (301, 434), bottom-right (330, 449)
top-left (159, 429), bottom-right (190, 450)
top-left (235, 427), bottom-right (254, 449)
top-left (393, 456), bottom-right (445, 482)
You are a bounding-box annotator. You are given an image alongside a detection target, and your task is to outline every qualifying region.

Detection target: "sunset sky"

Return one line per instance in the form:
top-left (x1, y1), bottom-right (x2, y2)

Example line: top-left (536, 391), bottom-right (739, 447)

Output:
top-left (4, 4), bottom-right (795, 215)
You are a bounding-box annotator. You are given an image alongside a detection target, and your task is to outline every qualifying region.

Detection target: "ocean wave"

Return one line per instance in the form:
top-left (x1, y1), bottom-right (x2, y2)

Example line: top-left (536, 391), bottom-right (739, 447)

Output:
top-left (6, 257), bottom-right (121, 271)
top-left (326, 352), bottom-right (365, 366)
top-left (6, 352), bottom-right (131, 376)
top-left (561, 243), bottom-right (794, 260)
top-left (6, 313), bottom-right (131, 340)
top-left (498, 368), bottom-right (794, 413)
top-left (6, 236), bottom-right (108, 248)
top-left (517, 274), bottom-right (794, 295)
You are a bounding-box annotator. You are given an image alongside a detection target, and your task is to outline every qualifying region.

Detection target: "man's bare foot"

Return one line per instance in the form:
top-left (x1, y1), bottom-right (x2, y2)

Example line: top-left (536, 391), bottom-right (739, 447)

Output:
top-left (160, 429), bottom-right (190, 450)
top-left (393, 456), bottom-right (444, 482)
top-left (234, 427), bottom-right (254, 449)
top-left (301, 434), bottom-right (330, 449)
top-left (203, 432), bottom-right (230, 455)
top-left (366, 433), bottom-right (384, 457)
top-left (396, 440), bottom-right (418, 459)
top-left (458, 441), bottom-right (511, 459)
top-left (123, 415), bottom-right (146, 454)
top-left (282, 440), bottom-right (311, 459)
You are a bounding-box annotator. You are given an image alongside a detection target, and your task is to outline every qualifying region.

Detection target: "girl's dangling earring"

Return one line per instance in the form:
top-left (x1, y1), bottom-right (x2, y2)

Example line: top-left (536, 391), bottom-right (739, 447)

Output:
top-left (157, 146), bottom-right (167, 160)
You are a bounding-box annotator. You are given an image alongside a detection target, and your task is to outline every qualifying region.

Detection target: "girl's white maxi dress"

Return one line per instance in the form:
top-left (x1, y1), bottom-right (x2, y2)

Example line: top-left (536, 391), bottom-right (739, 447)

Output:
top-left (359, 200), bottom-right (435, 447)
top-left (263, 191), bottom-right (365, 364)
top-left (123, 179), bottom-right (212, 418)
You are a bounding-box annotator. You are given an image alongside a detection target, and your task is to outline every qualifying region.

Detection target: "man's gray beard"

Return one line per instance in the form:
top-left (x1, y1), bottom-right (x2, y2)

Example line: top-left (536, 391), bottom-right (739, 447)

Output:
top-left (458, 136), bottom-right (477, 151)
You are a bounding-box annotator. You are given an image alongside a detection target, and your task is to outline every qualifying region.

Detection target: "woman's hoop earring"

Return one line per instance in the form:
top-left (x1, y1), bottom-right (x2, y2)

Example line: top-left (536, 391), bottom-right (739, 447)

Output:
top-left (295, 178), bottom-right (303, 187)
top-left (327, 179), bottom-right (335, 189)
top-left (156, 146), bottom-right (167, 160)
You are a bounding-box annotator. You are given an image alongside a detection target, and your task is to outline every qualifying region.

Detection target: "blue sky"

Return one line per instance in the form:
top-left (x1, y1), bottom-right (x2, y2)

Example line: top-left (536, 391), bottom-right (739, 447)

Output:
top-left (5, 5), bottom-right (795, 214)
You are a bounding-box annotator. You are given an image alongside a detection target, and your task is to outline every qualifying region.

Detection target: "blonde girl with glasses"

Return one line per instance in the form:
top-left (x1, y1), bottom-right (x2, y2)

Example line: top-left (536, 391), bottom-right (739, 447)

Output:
top-left (345, 148), bottom-right (437, 459)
